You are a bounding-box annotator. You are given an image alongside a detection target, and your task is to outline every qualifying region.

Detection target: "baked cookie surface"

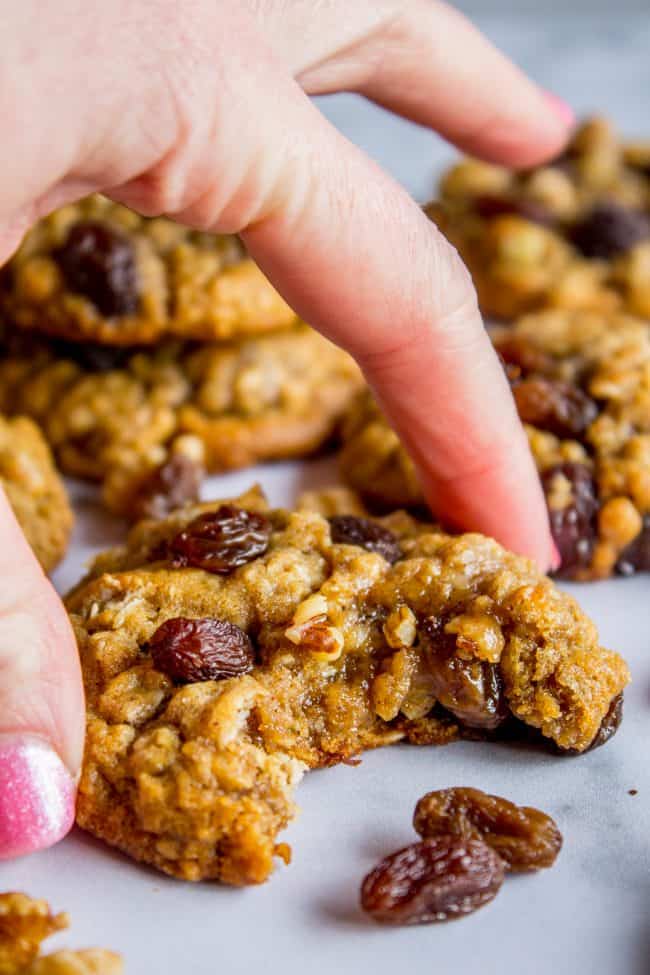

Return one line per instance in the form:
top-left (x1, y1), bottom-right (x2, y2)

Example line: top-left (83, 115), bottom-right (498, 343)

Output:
top-left (0, 324), bottom-right (362, 518)
top-left (67, 488), bottom-right (628, 886)
top-left (0, 892), bottom-right (122, 974)
top-left (339, 309), bottom-right (650, 580)
top-left (0, 415), bottom-right (72, 572)
top-left (0, 195), bottom-right (297, 345)
top-left (431, 118), bottom-right (650, 320)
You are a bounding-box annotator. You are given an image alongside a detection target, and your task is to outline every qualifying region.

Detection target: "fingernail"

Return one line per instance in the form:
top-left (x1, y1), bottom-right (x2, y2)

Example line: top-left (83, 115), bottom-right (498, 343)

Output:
top-left (543, 92), bottom-right (575, 129)
top-left (550, 541), bottom-right (562, 573)
top-left (0, 734), bottom-right (75, 860)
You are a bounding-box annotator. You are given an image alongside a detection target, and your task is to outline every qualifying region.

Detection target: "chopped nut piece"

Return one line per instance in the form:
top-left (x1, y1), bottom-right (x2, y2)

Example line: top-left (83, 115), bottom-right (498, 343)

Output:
top-left (444, 613), bottom-right (505, 663)
top-left (371, 648), bottom-right (417, 721)
top-left (290, 593), bottom-right (328, 627)
top-left (286, 618), bottom-right (344, 663)
top-left (383, 606), bottom-right (417, 649)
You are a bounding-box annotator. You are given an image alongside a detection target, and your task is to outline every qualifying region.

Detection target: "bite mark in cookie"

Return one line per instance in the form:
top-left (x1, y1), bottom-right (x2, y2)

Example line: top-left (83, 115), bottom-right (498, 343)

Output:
top-left (67, 488), bottom-right (628, 885)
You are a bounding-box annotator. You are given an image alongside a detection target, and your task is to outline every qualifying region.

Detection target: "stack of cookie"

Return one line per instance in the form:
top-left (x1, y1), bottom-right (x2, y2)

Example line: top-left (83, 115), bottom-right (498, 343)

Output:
top-left (338, 118), bottom-right (650, 581)
top-left (0, 135), bottom-right (634, 890)
top-left (0, 195), bottom-right (364, 570)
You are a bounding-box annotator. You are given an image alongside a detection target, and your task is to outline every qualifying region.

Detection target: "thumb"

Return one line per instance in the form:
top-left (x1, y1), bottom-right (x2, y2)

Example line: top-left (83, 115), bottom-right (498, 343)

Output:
top-left (0, 491), bottom-right (82, 859)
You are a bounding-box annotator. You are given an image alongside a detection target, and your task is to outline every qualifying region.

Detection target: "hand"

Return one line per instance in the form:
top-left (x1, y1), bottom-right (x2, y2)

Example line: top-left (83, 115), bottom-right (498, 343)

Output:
top-left (0, 0), bottom-right (571, 858)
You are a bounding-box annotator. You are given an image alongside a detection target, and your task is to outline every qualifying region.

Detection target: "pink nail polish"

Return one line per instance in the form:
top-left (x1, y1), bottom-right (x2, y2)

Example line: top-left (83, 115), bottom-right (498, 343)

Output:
top-left (544, 92), bottom-right (575, 128)
top-left (0, 735), bottom-right (75, 860)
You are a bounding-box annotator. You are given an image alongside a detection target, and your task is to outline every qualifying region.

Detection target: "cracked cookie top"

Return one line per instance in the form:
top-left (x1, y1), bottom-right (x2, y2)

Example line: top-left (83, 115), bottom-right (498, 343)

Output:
top-left (430, 117), bottom-right (650, 320)
top-left (0, 195), bottom-right (298, 345)
top-left (67, 488), bottom-right (628, 886)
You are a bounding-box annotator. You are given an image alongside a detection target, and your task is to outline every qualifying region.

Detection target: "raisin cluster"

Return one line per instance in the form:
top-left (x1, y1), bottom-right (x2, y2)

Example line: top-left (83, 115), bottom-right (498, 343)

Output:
top-left (360, 787), bottom-right (562, 925)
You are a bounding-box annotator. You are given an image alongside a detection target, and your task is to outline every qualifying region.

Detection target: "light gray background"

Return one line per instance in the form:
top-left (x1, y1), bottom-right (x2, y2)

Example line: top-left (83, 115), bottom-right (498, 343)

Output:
top-left (1, 5), bottom-right (649, 974)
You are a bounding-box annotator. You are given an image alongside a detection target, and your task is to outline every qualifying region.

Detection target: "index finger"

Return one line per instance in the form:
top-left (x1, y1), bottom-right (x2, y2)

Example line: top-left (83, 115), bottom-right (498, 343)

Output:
top-left (237, 86), bottom-right (555, 567)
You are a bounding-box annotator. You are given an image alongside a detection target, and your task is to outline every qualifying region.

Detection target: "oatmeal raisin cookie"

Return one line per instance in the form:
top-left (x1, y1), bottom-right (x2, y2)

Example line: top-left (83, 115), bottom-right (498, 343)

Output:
top-left (67, 488), bottom-right (628, 885)
top-left (431, 117), bottom-right (650, 319)
top-left (0, 325), bottom-right (362, 519)
top-left (0, 195), bottom-right (297, 345)
top-left (0, 415), bottom-right (72, 571)
top-left (340, 309), bottom-right (650, 580)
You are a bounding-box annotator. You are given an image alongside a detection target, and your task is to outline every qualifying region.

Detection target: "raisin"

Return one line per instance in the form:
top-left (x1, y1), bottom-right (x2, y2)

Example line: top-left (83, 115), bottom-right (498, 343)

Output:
top-left (474, 194), bottom-right (553, 226)
top-left (166, 505), bottom-right (271, 573)
top-left (493, 335), bottom-right (554, 378)
top-left (420, 617), bottom-right (508, 731)
top-left (559, 692), bottom-right (624, 756)
top-left (360, 836), bottom-right (504, 925)
top-left (148, 617), bottom-right (255, 683)
top-left (541, 463), bottom-right (598, 577)
top-left (328, 515), bottom-right (401, 564)
top-left (497, 351), bottom-right (522, 385)
top-left (413, 788), bottom-right (562, 872)
top-left (588, 693), bottom-right (624, 751)
top-left (570, 202), bottom-right (650, 259)
top-left (136, 454), bottom-right (205, 521)
top-left (513, 377), bottom-right (598, 440)
top-left (51, 337), bottom-right (135, 372)
top-left (55, 220), bottom-right (139, 316)
top-left (615, 516), bottom-right (650, 576)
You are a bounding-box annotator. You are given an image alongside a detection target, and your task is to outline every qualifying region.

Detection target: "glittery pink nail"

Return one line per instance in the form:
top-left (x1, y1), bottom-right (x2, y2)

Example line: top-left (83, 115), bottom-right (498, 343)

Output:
top-left (0, 735), bottom-right (75, 859)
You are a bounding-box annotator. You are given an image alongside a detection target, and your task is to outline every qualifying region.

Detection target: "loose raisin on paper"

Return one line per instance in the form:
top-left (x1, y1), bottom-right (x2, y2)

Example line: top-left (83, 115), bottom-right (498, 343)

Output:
top-left (55, 221), bottom-right (140, 316)
top-left (166, 505), bottom-right (271, 573)
top-left (420, 617), bottom-right (508, 731)
top-left (148, 617), bottom-right (255, 683)
top-left (328, 515), bottom-right (402, 564)
top-left (360, 836), bottom-right (504, 925)
top-left (413, 788), bottom-right (562, 872)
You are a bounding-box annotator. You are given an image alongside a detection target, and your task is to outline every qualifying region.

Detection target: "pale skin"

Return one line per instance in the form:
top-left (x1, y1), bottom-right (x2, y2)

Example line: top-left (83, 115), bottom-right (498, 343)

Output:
top-left (0, 1), bottom-right (572, 858)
